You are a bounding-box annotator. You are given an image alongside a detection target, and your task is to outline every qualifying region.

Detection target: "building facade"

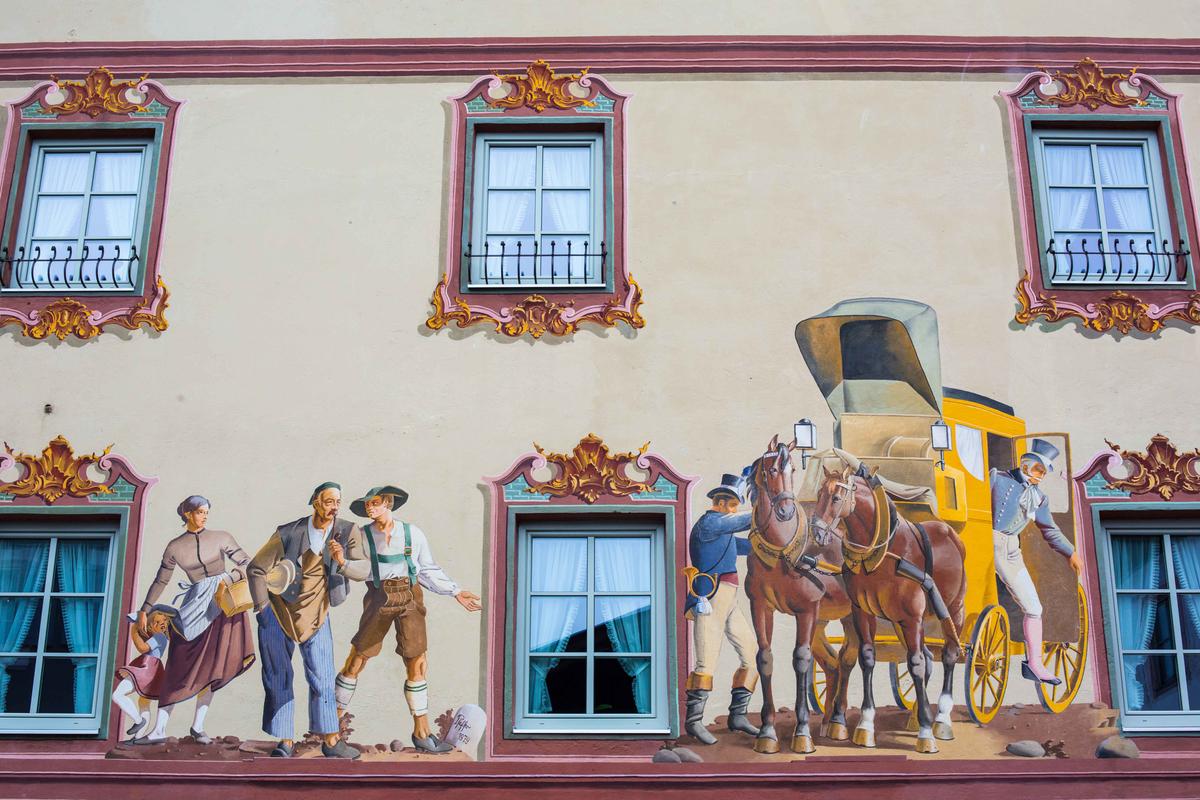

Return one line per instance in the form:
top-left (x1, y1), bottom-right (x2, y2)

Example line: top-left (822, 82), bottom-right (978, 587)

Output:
top-left (2, 3), bottom-right (1200, 797)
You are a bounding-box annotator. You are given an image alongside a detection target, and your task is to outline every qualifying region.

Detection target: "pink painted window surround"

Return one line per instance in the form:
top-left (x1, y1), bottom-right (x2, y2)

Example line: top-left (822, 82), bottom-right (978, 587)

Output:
top-left (0, 69), bottom-right (182, 341)
top-left (1004, 62), bottom-right (1200, 334)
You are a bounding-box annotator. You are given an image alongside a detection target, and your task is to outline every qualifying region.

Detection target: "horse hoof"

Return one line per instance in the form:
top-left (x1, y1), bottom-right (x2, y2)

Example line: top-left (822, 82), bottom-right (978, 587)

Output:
top-left (851, 728), bottom-right (876, 748)
top-left (915, 737), bottom-right (939, 754)
top-left (932, 721), bottom-right (955, 741)
top-left (790, 734), bottom-right (815, 754)
top-left (825, 722), bottom-right (849, 741)
top-left (753, 737), bottom-right (780, 755)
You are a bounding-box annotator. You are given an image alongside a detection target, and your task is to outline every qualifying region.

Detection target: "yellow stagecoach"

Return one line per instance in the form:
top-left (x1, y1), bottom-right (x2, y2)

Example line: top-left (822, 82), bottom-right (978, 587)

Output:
top-left (793, 298), bottom-right (1088, 725)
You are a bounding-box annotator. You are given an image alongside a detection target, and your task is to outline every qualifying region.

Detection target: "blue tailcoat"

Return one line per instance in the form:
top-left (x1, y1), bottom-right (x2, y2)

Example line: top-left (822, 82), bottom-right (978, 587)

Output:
top-left (684, 510), bottom-right (752, 615)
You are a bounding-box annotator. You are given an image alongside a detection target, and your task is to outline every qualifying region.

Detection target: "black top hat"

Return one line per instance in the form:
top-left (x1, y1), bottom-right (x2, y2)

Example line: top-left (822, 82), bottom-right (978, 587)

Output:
top-left (706, 474), bottom-right (745, 503)
top-left (350, 485), bottom-right (409, 518)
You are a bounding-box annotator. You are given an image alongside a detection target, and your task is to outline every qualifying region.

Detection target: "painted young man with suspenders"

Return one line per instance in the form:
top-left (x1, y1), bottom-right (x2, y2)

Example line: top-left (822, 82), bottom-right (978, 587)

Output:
top-left (334, 485), bottom-right (482, 753)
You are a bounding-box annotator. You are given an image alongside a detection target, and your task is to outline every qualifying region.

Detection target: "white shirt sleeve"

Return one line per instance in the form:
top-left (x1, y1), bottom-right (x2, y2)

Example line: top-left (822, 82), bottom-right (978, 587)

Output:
top-left (408, 524), bottom-right (460, 596)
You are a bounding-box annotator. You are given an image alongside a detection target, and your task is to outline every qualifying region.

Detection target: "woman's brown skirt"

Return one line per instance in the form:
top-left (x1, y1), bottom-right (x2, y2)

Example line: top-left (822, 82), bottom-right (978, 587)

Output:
top-left (159, 611), bottom-right (255, 706)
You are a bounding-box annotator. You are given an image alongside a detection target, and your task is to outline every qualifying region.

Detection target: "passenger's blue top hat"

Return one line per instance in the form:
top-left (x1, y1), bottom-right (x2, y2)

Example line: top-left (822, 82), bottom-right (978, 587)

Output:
top-left (1022, 438), bottom-right (1060, 472)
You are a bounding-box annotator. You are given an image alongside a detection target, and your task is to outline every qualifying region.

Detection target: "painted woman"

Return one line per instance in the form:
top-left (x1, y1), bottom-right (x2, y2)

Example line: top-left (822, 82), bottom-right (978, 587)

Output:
top-left (134, 495), bottom-right (256, 744)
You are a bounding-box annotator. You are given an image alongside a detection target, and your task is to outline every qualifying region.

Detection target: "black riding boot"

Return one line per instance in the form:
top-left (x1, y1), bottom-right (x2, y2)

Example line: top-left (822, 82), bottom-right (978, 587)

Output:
top-left (726, 686), bottom-right (760, 735)
top-left (685, 689), bottom-right (717, 745)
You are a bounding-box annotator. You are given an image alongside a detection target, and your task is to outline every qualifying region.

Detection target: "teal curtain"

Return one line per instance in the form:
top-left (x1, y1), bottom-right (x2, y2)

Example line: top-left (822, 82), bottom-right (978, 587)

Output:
top-left (56, 541), bottom-right (108, 714)
top-left (1113, 536), bottom-right (1163, 710)
top-left (0, 540), bottom-right (50, 713)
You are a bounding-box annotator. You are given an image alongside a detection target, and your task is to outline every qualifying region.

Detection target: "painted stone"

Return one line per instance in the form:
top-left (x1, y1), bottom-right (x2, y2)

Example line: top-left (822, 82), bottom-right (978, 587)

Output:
top-left (652, 748), bottom-right (682, 763)
top-left (1006, 740), bottom-right (1046, 757)
top-left (448, 704), bottom-right (487, 760)
top-left (1096, 736), bottom-right (1140, 759)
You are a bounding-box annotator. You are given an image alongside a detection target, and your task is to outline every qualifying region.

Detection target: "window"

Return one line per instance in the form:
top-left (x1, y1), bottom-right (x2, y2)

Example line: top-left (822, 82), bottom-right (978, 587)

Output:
top-left (513, 522), bottom-right (669, 734)
top-left (5, 139), bottom-right (154, 292)
top-left (469, 133), bottom-right (604, 289)
top-left (1102, 522), bottom-right (1200, 730)
top-left (0, 524), bottom-right (120, 735)
top-left (1031, 129), bottom-right (1183, 286)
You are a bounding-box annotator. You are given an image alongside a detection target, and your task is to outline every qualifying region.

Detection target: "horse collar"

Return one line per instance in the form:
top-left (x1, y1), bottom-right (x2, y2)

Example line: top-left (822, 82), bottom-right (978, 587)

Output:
top-left (841, 483), bottom-right (895, 575)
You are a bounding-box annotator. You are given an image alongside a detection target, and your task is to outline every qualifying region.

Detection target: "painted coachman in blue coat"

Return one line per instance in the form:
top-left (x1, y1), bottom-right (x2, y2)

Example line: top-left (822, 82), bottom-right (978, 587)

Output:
top-left (683, 473), bottom-right (760, 745)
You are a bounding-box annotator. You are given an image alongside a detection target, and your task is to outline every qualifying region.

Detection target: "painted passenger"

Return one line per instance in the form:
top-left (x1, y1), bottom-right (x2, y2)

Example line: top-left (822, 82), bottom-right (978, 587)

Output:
top-left (683, 473), bottom-right (759, 744)
top-left (989, 438), bottom-right (1084, 686)
top-left (112, 604), bottom-right (175, 742)
top-left (334, 485), bottom-right (482, 754)
top-left (135, 495), bottom-right (256, 744)
top-left (248, 482), bottom-right (368, 759)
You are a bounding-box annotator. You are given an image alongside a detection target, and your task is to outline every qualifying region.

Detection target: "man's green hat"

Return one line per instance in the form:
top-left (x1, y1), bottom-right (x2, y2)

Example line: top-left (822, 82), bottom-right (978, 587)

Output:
top-left (350, 485), bottom-right (409, 518)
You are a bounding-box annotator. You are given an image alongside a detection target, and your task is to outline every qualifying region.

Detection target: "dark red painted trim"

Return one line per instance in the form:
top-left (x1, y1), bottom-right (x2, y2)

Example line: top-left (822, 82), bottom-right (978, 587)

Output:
top-left (4, 36), bottom-right (1200, 78)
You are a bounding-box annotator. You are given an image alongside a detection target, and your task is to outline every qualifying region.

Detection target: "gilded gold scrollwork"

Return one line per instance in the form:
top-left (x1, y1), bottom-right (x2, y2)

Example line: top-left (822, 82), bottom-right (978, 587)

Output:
top-left (1105, 435), bottom-right (1200, 500)
top-left (528, 434), bottom-right (652, 504)
top-left (0, 436), bottom-right (113, 504)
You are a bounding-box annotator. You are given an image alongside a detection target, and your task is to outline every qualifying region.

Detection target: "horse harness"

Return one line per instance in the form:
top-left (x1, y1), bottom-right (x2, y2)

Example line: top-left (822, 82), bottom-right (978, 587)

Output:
top-left (748, 484), bottom-right (833, 593)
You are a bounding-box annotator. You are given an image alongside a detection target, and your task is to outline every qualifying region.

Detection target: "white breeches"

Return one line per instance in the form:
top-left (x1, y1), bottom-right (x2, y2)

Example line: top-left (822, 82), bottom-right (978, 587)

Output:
top-left (993, 530), bottom-right (1043, 618)
top-left (690, 582), bottom-right (757, 677)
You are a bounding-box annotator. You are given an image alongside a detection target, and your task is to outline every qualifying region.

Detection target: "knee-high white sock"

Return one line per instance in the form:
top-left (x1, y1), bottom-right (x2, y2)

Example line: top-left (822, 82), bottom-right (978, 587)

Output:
top-left (150, 705), bottom-right (172, 738)
top-left (335, 674), bottom-right (358, 710)
top-left (191, 690), bottom-right (213, 733)
top-left (404, 680), bottom-right (429, 718)
top-left (111, 679), bottom-right (142, 726)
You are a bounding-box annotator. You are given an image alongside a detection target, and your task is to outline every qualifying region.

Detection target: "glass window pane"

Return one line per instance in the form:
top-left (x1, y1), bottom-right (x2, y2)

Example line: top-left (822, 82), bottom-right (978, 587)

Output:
top-left (22, 240), bottom-right (74, 287)
top-left (1051, 232), bottom-right (1105, 280)
top-left (542, 147), bottom-right (591, 187)
top-left (485, 191), bottom-right (534, 233)
top-left (488, 147), bottom-right (536, 188)
top-left (1172, 536), bottom-right (1200, 590)
top-left (529, 596), bottom-right (586, 653)
top-left (53, 539), bottom-right (110, 593)
top-left (541, 191), bottom-right (591, 233)
top-left (46, 598), bottom-right (103, 654)
top-left (1186, 655), bottom-right (1200, 711)
top-left (594, 657), bottom-right (651, 714)
top-left (1177, 595), bottom-right (1200, 649)
top-left (540, 237), bottom-right (592, 283)
top-left (1048, 188), bottom-right (1100, 229)
top-left (595, 596), bottom-right (651, 653)
top-left (528, 656), bottom-right (585, 714)
top-left (31, 196), bottom-right (83, 238)
top-left (481, 236), bottom-right (535, 283)
top-left (1106, 234), bottom-right (1161, 281)
top-left (1097, 145), bottom-right (1148, 185)
top-left (595, 538), bottom-right (651, 592)
top-left (1112, 535), bottom-right (1166, 589)
top-left (37, 657), bottom-right (97, 714)
top-left (0, 539), bottom-right (51, 593)
top-left (39, 153), bottom-right (90, 192)
top-left (530, 537), bottom-right (586, 592)
top-left (1044, 145), bottom-right (1094, 184)
top-left (0, 657), bottom-right (35, 713)
top-left (1122, 654), bottom-right (1181, 711)
top-left (92, 152), bottom-right (143, 192)
top-left (0, 599), bottom-right (42, 653)
top-left (1103, 189), bottom-right (1154, 230)
top-left (85, 196), bottom-right (137, 238)
top-left (82, 239), bottom-right (137, 288)
top-left (1118, 594), bottom-right (1174, 650)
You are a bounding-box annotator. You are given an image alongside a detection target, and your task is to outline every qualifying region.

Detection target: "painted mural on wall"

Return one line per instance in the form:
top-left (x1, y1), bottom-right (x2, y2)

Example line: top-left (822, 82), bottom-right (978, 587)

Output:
top-left (678, 298), bottom-right (1100, 762)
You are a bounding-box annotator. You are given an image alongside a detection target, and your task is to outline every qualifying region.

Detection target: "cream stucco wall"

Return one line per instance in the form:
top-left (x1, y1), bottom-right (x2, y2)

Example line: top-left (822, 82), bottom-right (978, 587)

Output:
top-left (2, 69), bottom-right (1199, 747)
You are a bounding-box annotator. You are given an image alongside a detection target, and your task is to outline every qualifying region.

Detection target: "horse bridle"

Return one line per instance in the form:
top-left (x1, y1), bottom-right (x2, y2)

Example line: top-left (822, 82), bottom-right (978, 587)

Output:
top-left (755, 450), bottom-right (798, 527)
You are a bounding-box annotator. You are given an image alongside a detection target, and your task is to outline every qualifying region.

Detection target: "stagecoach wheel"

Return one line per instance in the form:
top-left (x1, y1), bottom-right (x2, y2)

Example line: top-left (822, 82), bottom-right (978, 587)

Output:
top-left (888, 662), bottom-right (917, 710)
top-left (1037, 583), bottom-right (1089, 713)
top-left (964, 604), bottom-right (1011, 725)
top-left (808, 660), bottom-right (827, 716)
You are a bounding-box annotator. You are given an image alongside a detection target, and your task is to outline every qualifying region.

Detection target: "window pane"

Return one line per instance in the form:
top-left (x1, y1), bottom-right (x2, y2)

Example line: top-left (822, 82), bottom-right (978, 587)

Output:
top-left (53, 539), bottom-right (110, 593)
top-left (481, 236), bottom-right (535, 283)
top-left (1112, 535), bottom-right (1166, 589)
top-left (31, 196), bottom-right (83, 238)
top-left (1106, 234), bottom-right (1161, 281)
top-left (529, 596), bottom-right (586, 653)
top-left (1172, 536), bottom-right (1200, 590)
top-left (37, 657), bottom-right (97, 714)
top-left (485, 191), bottom-right (534, 233)
top-left (595, 538), bottom-right (651, 592)
top-left (39, 153), bottom-right (90, 192)
top-left (1122, 654), bottom-right (1181, 711)
top-left (594, 657), bottom-right (651, 714)
top-left (1051, 233), bottom-right (1105, 279)
top-left (541, 237), bottom-right (593, 282)
top-left (1097, 145), bottom-right (1148, 185)
top-left (1118, 594), bottom-right (1174, 650)
top-left (22, 240), bottom-right (74, 287)
top-left (1048, 188), bottom-right (1100, 229)
top-left (1176, 596), bottom-right (1200, 649)
top-left (1044, 145), bottom-right (1094, 184)
top-left (1186, 655), bottom-right (1200, 710)
top-left (0, 657), bottom-right (35, 713)
top-left (1103, 189), bottom-right (1154, 230)
top-left (81, 240), bottom-right (136, 287)
top-left (542, 191), bottom-right (590, 233)
top-left (528, 656), bottom-right (585, 714)
top-left (595, 596), bottom-right (651, 653)
top-left (46, 598), bottom-right (103, 655)
top-left (92, 152), bottom-right (143, 193)
top-left (488, 147), bottom-right (536, 188)
top-left (85, 196), bottom-right (137, 238)
top-left (542, 147), bottom-right (591, 187)
top-left (0, 539), bottom-right (51, 593)
top-left (0, 599), bottom-right (42, 653)
top-left (530, 537), bottom-right (586, 592)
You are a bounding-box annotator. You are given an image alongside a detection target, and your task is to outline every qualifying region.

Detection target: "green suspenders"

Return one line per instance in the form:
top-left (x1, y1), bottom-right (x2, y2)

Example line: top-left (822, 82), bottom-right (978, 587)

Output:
top-left (365, 521), bottom-right (414, 589)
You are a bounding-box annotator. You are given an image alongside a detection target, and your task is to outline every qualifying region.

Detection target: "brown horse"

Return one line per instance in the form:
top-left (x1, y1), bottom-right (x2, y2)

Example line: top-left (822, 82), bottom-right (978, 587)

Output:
top-left (744, 436), bottom-right (857, 754)
top-left (811, 465), bottom-right (967, 754)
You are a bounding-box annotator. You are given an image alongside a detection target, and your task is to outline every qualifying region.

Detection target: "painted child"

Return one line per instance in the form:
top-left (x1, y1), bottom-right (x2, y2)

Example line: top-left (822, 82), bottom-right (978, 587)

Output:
top-left (112, 604), bottom-right (175, 740)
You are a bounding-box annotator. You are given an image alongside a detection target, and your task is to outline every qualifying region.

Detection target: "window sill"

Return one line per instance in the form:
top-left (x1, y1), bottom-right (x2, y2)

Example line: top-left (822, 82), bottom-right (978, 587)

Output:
top-left (1045, 278), bottom-right (1191, 290)
top-left (0, 275), bottom-right (169, 341)
top-left (466, 282), bottom-right (609, 292)
top-left (1015, 271), bottom-right (1200, 335)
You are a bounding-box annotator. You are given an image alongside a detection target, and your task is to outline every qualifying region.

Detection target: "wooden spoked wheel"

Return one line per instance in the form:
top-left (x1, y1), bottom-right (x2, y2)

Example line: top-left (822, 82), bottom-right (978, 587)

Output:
top-left (1037, 583), bottom-right (1089, 713)
top-left (965, 604), bottom-right (1011, 725)
top-left (809, 660), bottom-right (827, 715)
top-left (889, 662), bottom-right (917, 710)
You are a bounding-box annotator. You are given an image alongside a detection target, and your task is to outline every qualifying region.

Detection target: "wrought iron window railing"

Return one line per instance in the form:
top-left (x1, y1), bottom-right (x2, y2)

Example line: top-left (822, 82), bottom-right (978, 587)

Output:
top-left (0, 244), bottom-right (139, 292)
top-left (466, 240), bottom-right (606, 287)
top-left (1046, 238), bottom-right (1191, 284)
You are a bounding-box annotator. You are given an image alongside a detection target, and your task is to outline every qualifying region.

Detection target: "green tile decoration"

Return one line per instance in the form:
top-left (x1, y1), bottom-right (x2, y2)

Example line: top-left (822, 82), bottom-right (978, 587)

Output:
top-left (131, 100), bottom-right (170, 118)
top-left (633, 476), bottom-right (678, 501)
top-left (505, 475), bottom-right (550, 502)
top-left (576, 94), bottom-right (615, 114)
top-left (88, 477), bottom-right (136, 503)
top-left (1084, 473), bottom-right (1130, 499)
top-left (466, 97), bottom-right (503, 113)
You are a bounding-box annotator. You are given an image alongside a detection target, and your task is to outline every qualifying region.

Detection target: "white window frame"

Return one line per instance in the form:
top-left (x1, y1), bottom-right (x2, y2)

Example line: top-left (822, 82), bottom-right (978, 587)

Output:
top-left (468, 132), bottom-right (604, 290)
top-left (1031, 127), bottom-right (1183, 287)
top-left (512, 520), bottom-right (670, 735)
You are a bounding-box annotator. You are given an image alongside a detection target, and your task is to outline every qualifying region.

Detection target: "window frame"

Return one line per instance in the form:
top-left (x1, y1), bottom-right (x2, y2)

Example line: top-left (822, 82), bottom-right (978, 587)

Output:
top-left (512, 520), bottom-right (670, 735)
